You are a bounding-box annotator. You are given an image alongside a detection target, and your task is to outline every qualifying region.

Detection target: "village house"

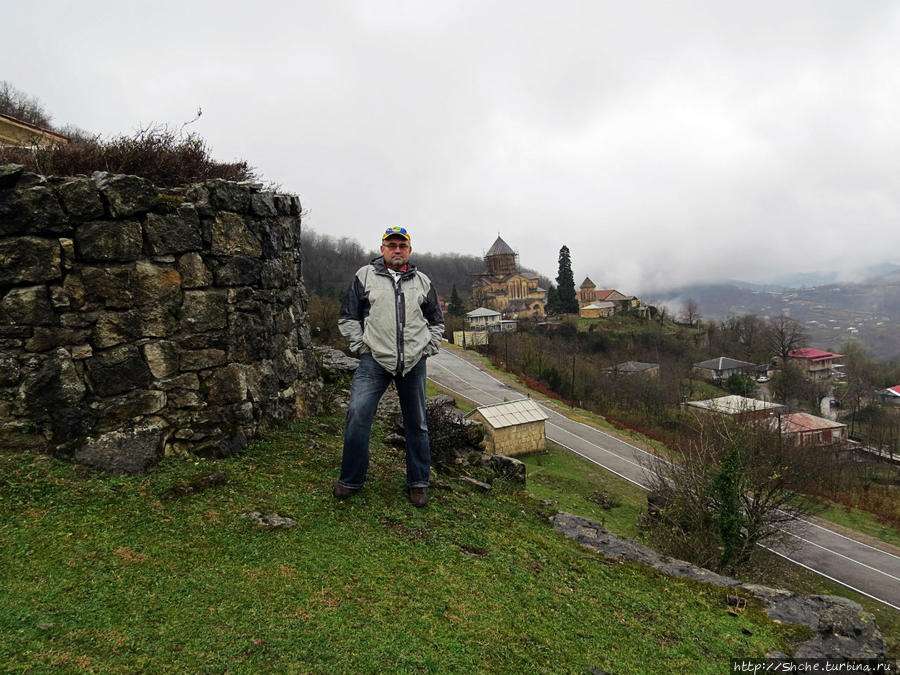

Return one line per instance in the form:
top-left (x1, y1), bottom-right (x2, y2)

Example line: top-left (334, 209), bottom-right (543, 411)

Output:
top-left (773, 412), bottom-right (848, 447)
top-left (693, 356), bottom-right (757, 381)
top-left (0, 112), bottom-right (68, 148)
top-left (877, 385), bottom-right (900, 406)
top-left (465, 398), bottom-right (549, 457)
top-left (786, 348), bottom-right (843, 381)
top-left (465, 307), bottom-right (501, 332)
top-left (602, 361), bottom-right (660, 378)
top-left (577, 278), bottom-right (646, 318)
top-left (684, 395), bottom-right (783, 423)
top-left (472, 235), bottom-right (547, 318)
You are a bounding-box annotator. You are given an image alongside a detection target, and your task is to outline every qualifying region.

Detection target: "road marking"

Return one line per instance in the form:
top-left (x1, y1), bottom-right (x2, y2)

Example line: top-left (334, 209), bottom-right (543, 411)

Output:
top-left (760, 545), bottom-right (900, 612)
top-left (795, 519), bottom-right (900, 562)
top-left (780, 530), bottom-right (900, 583)
top-left (547, 422), bottom-right (648, 474)
top-left (549, 438), bottom-right (650, 489)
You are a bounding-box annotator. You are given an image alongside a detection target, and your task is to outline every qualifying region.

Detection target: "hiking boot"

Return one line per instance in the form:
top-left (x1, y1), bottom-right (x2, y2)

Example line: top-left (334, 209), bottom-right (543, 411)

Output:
top-left (332, 483), bottom-right (360, 500)
top-left (407, 486), bottom-right (428, 508)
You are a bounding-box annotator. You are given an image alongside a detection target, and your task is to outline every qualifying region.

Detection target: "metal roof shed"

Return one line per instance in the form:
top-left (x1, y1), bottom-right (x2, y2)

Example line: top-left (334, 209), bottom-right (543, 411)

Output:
top-left (465, 399), bottom-right (549, 457)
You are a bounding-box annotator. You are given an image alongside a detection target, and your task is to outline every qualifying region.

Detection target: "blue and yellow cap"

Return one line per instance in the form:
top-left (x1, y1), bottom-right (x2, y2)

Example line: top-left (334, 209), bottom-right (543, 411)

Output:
top-left (382, 226), bottom-right (410, 241)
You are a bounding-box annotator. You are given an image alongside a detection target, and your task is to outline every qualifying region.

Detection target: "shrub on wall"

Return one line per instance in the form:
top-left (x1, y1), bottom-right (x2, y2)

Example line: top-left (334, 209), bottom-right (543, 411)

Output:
top-left (0, 125), bottom-right (255, 188)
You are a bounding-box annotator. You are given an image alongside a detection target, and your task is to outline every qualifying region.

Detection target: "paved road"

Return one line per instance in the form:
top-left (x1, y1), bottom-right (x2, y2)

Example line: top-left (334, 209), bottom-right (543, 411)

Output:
top-left (428, 348), bottom-right (900, 611)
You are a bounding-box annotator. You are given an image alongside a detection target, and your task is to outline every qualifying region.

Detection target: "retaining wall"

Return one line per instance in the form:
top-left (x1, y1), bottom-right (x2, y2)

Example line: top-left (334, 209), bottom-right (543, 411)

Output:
top-left (0, 164), bottom-right (322, 473)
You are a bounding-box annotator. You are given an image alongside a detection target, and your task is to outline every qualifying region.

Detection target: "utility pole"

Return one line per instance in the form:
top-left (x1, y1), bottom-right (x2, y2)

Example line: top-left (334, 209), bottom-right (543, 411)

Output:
top-left (571, 353), bottom-right (576, 405)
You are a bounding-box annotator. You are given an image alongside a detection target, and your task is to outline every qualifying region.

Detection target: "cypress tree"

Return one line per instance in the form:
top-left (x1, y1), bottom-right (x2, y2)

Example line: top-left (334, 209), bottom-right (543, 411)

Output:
top-left (545, 284), bottom-right (559, 315)
top-left (556, 246), bottom-right (578, 314)
top-left (448, 284), bottom-right (464, 317)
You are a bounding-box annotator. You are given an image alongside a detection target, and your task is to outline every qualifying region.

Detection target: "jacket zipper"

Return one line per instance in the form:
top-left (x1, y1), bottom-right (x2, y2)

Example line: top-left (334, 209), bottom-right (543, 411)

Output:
top-left (394, 274), bottom-right (405, 375)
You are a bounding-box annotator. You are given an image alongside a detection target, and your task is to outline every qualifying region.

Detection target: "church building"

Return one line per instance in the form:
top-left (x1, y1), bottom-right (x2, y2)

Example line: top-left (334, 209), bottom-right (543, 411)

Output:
top-left (472, 235), bottom-right (547, 318)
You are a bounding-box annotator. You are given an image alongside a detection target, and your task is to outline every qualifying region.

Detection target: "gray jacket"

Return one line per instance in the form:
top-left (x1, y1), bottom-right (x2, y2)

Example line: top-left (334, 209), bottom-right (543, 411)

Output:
top-left (338, 256), bottom-right (444, 375)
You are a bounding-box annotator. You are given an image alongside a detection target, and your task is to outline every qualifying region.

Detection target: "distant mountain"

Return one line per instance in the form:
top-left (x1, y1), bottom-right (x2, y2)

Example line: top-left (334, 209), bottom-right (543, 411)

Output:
top-left (747, 262), bottom-right (900, 290)
top-left (645, 273), bottom-right (900, 360)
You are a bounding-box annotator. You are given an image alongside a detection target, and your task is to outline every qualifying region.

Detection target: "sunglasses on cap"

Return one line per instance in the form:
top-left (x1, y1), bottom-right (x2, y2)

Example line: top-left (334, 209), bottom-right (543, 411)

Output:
top-left (382, 226), bottom-right (410, 240)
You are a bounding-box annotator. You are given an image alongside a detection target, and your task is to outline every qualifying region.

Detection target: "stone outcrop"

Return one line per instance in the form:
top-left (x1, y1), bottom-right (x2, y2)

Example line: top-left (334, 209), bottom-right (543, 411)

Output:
top-left (1, 164), bottom-right (322, 473)
top-left (552, 512), bottom-right (886, 659)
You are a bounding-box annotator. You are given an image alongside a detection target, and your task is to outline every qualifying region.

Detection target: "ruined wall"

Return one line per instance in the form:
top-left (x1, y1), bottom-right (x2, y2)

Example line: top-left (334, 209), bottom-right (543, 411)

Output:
top-left (0, 164), bottom-right (322, 473)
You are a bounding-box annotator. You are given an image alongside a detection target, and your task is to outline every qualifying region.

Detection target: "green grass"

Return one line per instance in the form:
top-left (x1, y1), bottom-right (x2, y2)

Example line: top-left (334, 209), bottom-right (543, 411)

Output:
top-left (1, 415), bottom-right (795, 673)
top-left (521, 442), bottom-right (647, 537)
top-left (519, 444), bottom-right (900, 659)
top-left (801, 497), bottom-right (900, 549)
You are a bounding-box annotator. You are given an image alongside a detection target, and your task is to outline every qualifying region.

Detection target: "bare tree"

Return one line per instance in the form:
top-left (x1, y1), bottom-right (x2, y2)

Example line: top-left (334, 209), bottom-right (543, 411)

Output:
top-left (643, 417), bottom-right (818, 572)
top-left (766, 314), bottom-right (807, 363)
top-left (0, 81), bottom-right (53, 128)
top-left (682, 298), bottom-right (701, 328)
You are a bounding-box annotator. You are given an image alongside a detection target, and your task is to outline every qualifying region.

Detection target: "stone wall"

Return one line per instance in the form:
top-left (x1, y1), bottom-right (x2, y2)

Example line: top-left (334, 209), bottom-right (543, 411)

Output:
top-left (0, 164), bottom-right (322, 473)
top-left (474, 417), bottom-right (546, 456)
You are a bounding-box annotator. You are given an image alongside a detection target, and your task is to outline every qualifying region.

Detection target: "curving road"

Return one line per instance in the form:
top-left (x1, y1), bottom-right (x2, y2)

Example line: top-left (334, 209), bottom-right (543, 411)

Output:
top-left (428, 348), bottom-right (900, 611)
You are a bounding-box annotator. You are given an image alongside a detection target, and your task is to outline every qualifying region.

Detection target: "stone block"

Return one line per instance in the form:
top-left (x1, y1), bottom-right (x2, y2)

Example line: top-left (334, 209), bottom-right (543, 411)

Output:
top-left (144, 206), bottom-right (202, 254)
top-left (92, 389), bottom-right (167, 425)
top-left (1, 286), bottom-right (57, 326)
top-left (134, 261), bottom-right (181, 306)
top-left (72, 344), bottom-right (93, 359)
top-left (80, 265), bottom-right (137, 308)
top-left (49, 285), bottom-right (70, 310)
top-left (75, 221), bottom-right (143, 262)
top-left (94, 174), bottom-right (157, 218)
top-left (0, 236), bottom-right (62, 285)
top-left (166, 389), bottom-right (203, 408)
top-left (181, 289), bottom-right (227, 332)
top-left (84, 344), bottom-right (152, 397)
top-left (143, 340), bottom-right (179, 378)
top-left (25, 326), bottom-right (90, 352)
top-left (0, 163), bottom-right (24, 189)
top-left (250, 192), bottom-right (277, 217)
top-left (56, 179), bottom-right (105, 221)
top-left (259, 259), bottom-right (287, 289)
top-left (206, 179), bottom-right (251, 213)
top-left (177, 252), bottom-right (212, 288)
top-left (0, 185), bottom-right (69, 236)
top-left (228, 312), bottom-right (271, 362)
top-left (62, 271), bottom-right (88, 310)
top-left (138, 305), bottom-right (175, 338)
top-left (92, 310), bottom-right (142, 348)
top-left (211, 212), bottom-right (261, 256)
top-left (60, 312), bottom-right (98, 329)
top-left (179, 348), bottom-right (227, 371)
top-left (272, 194), bottom-right (292, 216)
top-left (58, 237), bottom-right (76, 269)
top-left (205, 363), bottom-right (248, 404)
top-left (156, 372), bottom-right (199, 391)
top-left (74, 416), bottom-right (169, 474)
top-left (17, 348), bottom-right (86, 413)
top-left (0, 355), bottom-right (19, 386)
top-left (214, 255), bottom-right (261, 286)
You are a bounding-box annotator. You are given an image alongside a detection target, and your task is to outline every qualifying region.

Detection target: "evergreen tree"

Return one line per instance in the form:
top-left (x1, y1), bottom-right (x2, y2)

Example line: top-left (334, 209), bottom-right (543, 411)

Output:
top-left (448, 284), bottom-right (464, 317)
top-left (556, 246), bottom-right (578, 314)
top-left (545, 283), bottom-right (559, 315)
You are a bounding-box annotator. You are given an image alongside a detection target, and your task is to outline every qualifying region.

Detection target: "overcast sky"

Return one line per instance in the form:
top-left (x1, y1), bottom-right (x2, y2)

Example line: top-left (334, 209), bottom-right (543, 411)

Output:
top-left (4, 1), bottom-right (900, 293)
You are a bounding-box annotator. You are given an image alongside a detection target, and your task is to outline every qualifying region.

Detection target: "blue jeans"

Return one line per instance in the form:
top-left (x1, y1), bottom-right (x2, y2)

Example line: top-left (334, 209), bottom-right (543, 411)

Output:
top-left (339, 353), bottom-right (431, 489)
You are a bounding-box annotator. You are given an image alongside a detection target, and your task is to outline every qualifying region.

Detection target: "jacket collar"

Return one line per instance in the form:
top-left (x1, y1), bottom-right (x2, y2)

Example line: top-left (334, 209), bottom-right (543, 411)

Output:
top-left (372, 255), bottom-right (416, 278)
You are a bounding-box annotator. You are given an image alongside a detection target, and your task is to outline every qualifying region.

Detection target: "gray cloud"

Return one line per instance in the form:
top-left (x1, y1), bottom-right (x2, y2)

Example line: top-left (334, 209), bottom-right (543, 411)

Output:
top-left (4, 0), bottom-right (899, 292)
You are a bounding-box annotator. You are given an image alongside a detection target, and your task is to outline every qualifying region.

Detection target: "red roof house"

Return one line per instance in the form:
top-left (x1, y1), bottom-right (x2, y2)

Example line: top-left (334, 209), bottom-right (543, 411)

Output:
top-left (786, 348), bottom-right (843, 381)
top-left (773, 412), bottom-right (847, 446)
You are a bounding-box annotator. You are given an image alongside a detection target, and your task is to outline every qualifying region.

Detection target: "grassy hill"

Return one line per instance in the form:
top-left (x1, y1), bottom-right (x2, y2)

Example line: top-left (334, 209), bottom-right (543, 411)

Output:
top-left (2, 410), bottom-right (804, 673)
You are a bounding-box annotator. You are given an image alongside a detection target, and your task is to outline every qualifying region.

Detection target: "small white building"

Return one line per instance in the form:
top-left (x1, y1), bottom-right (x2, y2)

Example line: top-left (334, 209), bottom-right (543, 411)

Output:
top-left (465, 307), bottom-right (502, 332)
top-left (465, 399), bottom-right (549, 456)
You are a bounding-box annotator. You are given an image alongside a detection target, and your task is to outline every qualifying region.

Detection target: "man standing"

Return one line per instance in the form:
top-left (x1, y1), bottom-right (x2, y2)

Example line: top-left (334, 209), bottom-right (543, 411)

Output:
top-left (335, 227), bottom-right (444, 507)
